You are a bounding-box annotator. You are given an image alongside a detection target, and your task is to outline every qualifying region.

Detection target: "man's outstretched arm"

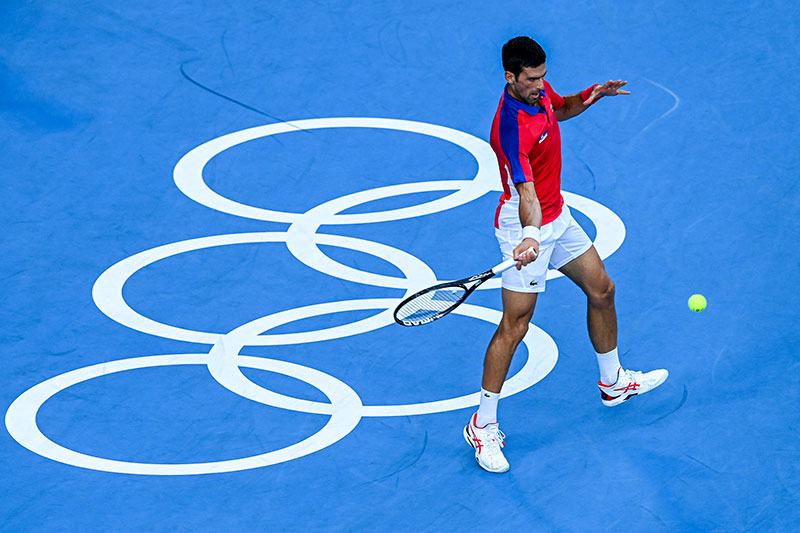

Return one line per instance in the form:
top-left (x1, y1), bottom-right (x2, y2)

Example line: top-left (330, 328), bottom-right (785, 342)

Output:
top-left (554, 79), bottom-right (630, 122)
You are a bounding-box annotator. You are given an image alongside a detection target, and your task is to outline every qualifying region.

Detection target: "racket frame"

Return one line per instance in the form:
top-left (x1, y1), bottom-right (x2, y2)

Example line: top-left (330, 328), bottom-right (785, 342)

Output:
top-left (393, 257), bottom-right (520, 326)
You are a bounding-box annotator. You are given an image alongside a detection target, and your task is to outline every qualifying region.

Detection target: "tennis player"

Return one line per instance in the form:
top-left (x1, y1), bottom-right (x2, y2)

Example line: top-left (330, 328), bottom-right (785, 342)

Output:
top-left (463, 36), bottom-right (668, 473)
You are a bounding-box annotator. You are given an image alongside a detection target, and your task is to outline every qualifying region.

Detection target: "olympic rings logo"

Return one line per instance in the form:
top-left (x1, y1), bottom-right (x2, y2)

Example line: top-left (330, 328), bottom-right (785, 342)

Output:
top-left (5, 118), bottom-right (625, 475)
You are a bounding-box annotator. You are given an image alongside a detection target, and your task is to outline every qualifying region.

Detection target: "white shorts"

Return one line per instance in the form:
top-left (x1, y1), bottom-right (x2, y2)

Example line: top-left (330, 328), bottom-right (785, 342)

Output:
top-left (495, 205), bottom-right (593, 293)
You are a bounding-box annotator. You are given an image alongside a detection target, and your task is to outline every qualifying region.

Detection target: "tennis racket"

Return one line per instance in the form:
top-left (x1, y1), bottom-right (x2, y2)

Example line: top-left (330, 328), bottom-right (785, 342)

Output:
top-left (394, 253), bottom-right (532, 326)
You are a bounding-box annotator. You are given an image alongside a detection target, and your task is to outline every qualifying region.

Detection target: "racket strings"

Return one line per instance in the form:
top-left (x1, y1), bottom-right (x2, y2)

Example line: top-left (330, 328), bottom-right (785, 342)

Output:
top-left (395, 285), bottom-right (467, 324)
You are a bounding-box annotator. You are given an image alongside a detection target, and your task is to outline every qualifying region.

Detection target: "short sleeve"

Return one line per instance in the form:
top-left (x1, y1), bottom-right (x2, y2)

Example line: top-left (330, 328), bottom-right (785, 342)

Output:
top-left (544, 80), bottom-right (565, 110)
top-left (498, 108), bottom-right (536, 184)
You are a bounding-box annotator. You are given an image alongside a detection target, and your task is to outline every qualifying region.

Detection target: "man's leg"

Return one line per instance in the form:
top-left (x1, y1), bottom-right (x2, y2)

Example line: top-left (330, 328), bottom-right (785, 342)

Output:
top-left (558, 245), bottom-right (668, 405)
top-left (465, 287), bottom-right (538, 473)
top-left (475, 288), bottom-right (537, 426)
top-left (482, 288), bottom-right (539, 393)
top-left (556, 245), bottom-right (616, 354)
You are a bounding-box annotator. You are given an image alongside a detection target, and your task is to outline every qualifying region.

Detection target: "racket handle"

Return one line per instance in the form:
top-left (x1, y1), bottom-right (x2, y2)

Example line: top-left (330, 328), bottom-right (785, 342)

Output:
top-left (491, 257), bottom-right (519, 275)
top-left (491, 247), bottom-right (538, 276)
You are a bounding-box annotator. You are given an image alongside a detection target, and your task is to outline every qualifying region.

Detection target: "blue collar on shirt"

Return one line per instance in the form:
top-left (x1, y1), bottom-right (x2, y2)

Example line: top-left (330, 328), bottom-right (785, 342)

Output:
top-left (504, 86), bottom-right (547, 115)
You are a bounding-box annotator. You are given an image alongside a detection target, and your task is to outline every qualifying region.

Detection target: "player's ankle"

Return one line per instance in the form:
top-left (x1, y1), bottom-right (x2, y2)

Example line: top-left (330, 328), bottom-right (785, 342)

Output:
top-left (596, 349), bottom-right (620, 385)
top-left (475, 389), bottom-right (500, 427)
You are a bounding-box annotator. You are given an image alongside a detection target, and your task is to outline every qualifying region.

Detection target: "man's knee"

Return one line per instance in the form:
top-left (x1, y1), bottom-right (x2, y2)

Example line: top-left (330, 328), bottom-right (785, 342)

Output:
top-left (499, 316), bottom-right (530, 341)
top-left (588, 276), bottom-right (615, 308)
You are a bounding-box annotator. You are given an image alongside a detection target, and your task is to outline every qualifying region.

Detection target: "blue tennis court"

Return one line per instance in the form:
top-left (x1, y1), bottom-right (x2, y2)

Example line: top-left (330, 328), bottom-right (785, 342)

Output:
top-left (3, 1), bottom-right (799, 530)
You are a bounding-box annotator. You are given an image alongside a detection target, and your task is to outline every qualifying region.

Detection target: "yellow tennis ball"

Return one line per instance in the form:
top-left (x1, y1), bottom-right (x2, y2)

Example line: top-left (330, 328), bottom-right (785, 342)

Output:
top-left (688, 294), bottom-right (707, 312)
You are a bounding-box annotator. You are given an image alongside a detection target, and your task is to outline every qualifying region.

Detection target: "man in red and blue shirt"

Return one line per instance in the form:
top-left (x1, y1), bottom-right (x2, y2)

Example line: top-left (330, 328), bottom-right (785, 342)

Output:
top-left (463, 37), bottom-right (669, 473)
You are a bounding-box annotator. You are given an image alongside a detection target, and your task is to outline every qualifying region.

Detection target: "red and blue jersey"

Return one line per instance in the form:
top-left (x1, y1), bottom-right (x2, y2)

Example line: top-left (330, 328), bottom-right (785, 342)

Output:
top-left (490, 80), bottom-right (566, 228)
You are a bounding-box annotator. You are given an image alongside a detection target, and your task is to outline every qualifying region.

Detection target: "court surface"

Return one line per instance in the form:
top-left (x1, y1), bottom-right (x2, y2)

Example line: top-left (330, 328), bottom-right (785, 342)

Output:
top-left (2, 1), bottom-right (799, 531)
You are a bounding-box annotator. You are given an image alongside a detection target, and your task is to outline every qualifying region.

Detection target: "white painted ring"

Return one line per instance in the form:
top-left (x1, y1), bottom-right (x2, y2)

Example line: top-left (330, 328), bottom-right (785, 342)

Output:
top-left (206, 300), bottom-right (557, 417)
top-left (4, 354), bottom-right (362, 475)
top-left (173, 117), bottom-right (497, 225)
top-left (92, 232), bottom-right (437, 344)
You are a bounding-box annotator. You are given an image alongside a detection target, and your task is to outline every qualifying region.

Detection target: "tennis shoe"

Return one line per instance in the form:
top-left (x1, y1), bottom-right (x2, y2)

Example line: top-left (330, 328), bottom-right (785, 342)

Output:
top-left (463, 413), bottom-right (509, 473)
top-left (599, 367), bottom-right (669, 407)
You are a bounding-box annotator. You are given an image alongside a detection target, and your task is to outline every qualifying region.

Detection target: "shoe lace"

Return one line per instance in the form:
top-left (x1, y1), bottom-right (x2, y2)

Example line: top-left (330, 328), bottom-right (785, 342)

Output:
top-left (485, 425), bottom-right (505, 449)
top-left (627, 370), bottom-right (644, 383)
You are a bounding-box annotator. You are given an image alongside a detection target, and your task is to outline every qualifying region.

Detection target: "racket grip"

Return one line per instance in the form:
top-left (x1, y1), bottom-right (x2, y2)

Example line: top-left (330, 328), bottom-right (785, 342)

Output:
top-left (491, 257), bottom-right (519, 275)
top-left (491, 247), bottom-right (538, 276)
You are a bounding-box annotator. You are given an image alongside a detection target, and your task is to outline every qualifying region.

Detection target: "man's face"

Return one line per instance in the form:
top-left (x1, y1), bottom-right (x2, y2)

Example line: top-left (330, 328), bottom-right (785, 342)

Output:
top-left (506, 63), bottom-right (547, 106)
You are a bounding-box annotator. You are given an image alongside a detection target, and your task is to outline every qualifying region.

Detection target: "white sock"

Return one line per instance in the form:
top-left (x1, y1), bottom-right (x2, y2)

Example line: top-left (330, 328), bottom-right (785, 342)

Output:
top-left (475, 388), bottom-right (500, 427)
top-left (596, 348), bottom-right (621, 385)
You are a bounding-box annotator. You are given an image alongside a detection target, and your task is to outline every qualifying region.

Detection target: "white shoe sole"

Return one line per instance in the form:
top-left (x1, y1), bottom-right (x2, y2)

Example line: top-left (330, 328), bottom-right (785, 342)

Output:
top-left (463, 425), bottom-right (509, 473)
top-left (601, 369), bottom-right (669, 407)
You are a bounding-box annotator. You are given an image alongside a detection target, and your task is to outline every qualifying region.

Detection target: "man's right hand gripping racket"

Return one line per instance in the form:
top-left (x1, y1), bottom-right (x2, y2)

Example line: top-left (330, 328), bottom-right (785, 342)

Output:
top-left (393, 252), bottom-right (535, 326)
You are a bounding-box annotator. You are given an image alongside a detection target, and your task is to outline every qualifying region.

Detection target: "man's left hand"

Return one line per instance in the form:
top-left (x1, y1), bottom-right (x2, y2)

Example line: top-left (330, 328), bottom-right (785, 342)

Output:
top-left (583, 80), bottom-right (630, 105)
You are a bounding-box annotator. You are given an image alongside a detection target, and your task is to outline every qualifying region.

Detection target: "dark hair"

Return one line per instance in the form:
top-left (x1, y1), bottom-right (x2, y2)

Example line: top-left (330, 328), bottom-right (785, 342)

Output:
top-left (502, 36), bottom-right (546, 77)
